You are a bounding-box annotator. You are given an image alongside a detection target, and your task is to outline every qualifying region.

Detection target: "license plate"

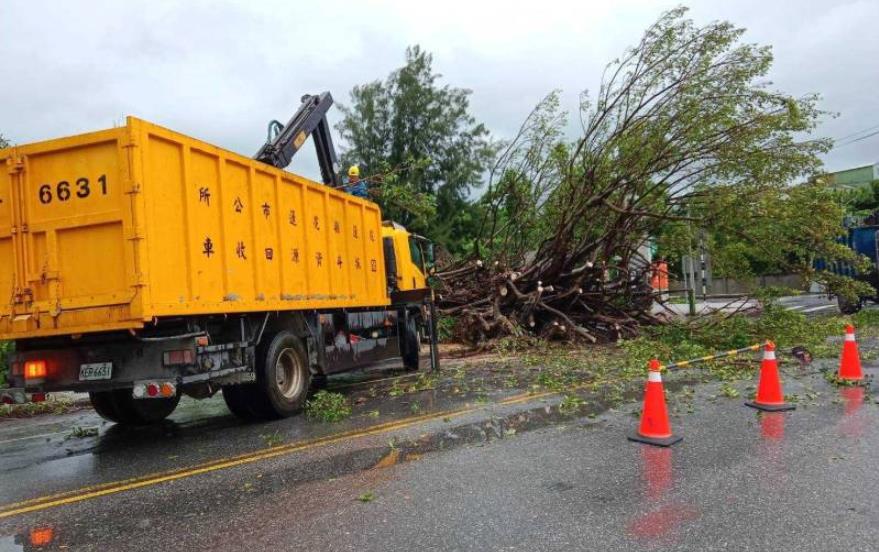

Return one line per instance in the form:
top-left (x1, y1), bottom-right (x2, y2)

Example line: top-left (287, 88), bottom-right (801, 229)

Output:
top-left (79, 362), bottom-right (113, 381)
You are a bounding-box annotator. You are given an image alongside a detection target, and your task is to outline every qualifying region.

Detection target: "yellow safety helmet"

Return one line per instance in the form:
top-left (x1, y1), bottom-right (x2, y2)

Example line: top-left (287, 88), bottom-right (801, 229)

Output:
top-left (348, 165), bottom-right (360, 178)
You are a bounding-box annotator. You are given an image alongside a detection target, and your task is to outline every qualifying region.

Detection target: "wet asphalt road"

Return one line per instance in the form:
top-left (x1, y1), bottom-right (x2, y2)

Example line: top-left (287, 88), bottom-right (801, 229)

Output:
top-left (0, 352), bottom-right (877, 551)
top-left (0, 357), bottom-right (513, 507)
top-left (659, 292), bottom-right (842, 317)
top-left (776, 294), bottom-right (840, 316)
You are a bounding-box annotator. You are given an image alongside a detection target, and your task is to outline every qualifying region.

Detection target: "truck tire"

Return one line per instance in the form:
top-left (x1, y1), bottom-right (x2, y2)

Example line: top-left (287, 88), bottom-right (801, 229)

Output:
top-left (222, 384), bottom-right (261, 420)
top-left (89, 390), bottom-right (124, 423)
top-left (402, 312), bottom-right (421, 372)
top-left (245, 331), bottom-right (312, 420)
top-left (837, 295), bottom-right (863, 315)
top-left (89, 390), bottom-right (180, 425)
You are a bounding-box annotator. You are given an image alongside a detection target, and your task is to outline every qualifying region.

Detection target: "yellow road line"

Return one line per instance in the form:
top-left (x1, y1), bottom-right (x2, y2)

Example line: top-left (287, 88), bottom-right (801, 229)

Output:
top-left (0, 389), bottom-right (555, 520)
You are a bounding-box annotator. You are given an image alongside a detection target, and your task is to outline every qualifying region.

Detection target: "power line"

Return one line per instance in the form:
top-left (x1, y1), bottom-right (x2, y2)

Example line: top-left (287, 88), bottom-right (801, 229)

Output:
top-left (833, 128), bottom-right (879, 150)
top-left (834, 122), bottom-right (879, 143)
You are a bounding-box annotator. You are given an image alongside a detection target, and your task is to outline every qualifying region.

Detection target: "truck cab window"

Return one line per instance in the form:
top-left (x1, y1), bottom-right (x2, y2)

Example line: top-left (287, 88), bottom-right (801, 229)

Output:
top-left (409, 237), bottom-right (424, 271)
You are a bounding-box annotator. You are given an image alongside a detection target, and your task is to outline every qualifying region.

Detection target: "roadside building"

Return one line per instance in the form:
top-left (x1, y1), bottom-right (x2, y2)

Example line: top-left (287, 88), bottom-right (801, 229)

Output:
top-left (827, 162), bottom-right (879, 190)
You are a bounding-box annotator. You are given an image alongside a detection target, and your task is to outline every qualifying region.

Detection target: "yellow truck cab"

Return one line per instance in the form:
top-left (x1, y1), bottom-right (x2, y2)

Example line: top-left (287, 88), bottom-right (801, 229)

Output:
top-left (0, 109), bottom-right (437, 424)
top-left (381, 222), bottom-right (433, 299)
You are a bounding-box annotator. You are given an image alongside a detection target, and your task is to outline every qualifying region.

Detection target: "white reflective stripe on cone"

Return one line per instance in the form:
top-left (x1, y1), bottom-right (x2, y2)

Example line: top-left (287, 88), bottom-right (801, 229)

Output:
top-left (763, 351), bottom-right (776, 360)
top-left (845, 333), bottom-right (856, 341)
top-left (648, 371), bottom-right (662, 383)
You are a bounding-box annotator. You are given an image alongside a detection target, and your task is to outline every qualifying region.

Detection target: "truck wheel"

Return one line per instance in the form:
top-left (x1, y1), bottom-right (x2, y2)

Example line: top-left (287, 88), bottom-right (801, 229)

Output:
top-left (222, 384), bottom-right (261, 420)
top-left (402, 313), bottom-right (421, 372)
top-left (89, 391), bottom-right (125, 423)
top-left (837, 295), bottom-right (863, 314)
top-left (250, 331), bottom-right (311, 419)
top-left (89, 390), bottom-right (180, 425)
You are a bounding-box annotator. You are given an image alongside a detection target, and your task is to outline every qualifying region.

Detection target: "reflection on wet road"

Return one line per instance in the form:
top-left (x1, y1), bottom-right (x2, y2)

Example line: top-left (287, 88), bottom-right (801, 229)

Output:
top-left (0, 361), bottom-right (439, 506)
top-left (0, 359), bottom-right (876, 550)
top-left (626, 444), bottom-right (700, 545)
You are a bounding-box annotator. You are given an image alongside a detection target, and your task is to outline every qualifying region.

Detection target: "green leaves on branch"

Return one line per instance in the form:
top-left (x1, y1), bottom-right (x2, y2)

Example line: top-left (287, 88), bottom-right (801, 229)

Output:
top-left (659, 179), bottom-right (858, 285)
top-left (838, 179), bottom-right (879, 215)
top-left (477, 91), bottom-right (569, 264)
top-left (478, 7), bottom-right (834, 279)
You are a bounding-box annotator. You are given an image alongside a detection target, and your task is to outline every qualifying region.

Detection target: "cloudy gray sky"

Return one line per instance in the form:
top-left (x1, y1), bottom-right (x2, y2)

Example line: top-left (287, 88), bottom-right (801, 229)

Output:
top-left (2, 0), bottom-right (877, 184)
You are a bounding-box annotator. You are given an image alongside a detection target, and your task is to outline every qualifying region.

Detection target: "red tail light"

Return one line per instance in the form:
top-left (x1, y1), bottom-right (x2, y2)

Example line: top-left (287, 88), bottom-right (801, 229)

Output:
top-left (24, 360), bottom-right (47, 380)
top-left (163, 349), bottom-right (195, 366)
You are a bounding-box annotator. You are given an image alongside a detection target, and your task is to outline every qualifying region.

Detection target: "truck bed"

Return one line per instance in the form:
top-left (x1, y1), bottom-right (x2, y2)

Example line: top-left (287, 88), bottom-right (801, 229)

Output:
top-left (0, 117), bottom-right (389, 340)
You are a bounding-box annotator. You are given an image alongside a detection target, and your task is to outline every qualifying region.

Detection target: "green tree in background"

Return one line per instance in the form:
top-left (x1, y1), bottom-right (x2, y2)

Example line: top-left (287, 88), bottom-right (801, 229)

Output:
top-left (843, 179), bottom-right (879, 214)
top-left (336, 46), bottom-right (495, 253)
top-left (0, 134), bottom-right (9, 149)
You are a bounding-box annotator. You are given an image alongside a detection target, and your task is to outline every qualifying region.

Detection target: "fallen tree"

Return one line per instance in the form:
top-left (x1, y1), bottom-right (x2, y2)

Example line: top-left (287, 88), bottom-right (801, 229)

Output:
top-left (437, 7), bottom-right (849, 345)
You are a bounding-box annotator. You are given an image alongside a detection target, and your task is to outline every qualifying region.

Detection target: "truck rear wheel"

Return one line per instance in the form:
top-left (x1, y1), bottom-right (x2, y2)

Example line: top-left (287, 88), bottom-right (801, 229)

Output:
top-left (222, 384), bottom-right (260, 420)
top-left (89, 390), bottom-right (180, 425)
top-left (90, 391), bottom-right (124, 423)
top-left (225, 331), bottom-right (311, 421)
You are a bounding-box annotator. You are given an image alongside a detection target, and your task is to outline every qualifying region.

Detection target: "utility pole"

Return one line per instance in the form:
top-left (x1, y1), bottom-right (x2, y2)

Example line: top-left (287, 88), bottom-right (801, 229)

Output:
top-left (687, 254), bottom-right (697, 316)
top-left (685, 212), bottom-right (697, 316)
top-left (699, 229), bottom-right (708, 300)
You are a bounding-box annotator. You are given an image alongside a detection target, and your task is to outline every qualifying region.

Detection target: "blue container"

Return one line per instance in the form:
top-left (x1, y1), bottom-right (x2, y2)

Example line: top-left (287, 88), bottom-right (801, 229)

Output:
top-left (850, 227), bottom-right (879, 263)
top-left (815, 225), bottom-right (879, 276)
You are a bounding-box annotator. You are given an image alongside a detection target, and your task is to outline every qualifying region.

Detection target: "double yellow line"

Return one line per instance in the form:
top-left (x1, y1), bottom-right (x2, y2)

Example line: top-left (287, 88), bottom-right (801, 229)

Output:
top-left (0, 389), bottom-right (554, 520)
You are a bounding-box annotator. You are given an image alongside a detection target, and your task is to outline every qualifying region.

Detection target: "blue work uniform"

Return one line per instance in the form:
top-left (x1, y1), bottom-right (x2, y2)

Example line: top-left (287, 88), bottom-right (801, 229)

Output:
top-left (346, 179), bottom-right (369, 198)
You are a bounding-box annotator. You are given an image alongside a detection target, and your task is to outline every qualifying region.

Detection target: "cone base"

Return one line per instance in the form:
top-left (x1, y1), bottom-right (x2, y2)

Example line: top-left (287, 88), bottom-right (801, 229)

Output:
top-left (745, 401), bottom-right (795, 412)
top-left (627, 432), bottom-right (682, 447)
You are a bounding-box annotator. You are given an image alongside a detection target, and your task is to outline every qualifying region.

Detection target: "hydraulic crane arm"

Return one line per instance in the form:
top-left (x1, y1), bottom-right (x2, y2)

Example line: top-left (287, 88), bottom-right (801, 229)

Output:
top-left (254, 91), bottom-right (341, 186)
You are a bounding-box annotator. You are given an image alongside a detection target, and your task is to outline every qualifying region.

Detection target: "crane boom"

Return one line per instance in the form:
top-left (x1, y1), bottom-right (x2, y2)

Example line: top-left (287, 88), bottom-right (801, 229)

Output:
top-left (254, 92), bottom-right (341, 186)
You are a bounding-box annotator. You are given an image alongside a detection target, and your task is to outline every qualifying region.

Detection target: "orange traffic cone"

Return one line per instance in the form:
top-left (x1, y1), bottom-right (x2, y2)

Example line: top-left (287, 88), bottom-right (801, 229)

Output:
top-left (628, 359), bottom-right (682, 447)
top-left (746, 341), bottom-right (795, 412)
top-left (838, 324), bottom-right (864, 382)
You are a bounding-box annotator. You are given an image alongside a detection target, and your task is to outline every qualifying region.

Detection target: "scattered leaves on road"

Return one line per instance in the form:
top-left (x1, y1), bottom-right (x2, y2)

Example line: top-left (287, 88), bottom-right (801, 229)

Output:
top-left (305, 391), bottom-right (352, 422)
top-left (0, 398), bottom-right (78, 418)
top-left (68, 426), bottom-right (99, 439)
top-left (260, 431), bottom-right (284, 447)
top-left (559, 395), bottom-right (585, 415)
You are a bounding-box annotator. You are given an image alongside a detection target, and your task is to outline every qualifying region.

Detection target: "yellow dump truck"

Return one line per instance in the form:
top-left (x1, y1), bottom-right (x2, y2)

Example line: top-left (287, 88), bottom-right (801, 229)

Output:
top-left (0, 109), bottom-right (436, 424)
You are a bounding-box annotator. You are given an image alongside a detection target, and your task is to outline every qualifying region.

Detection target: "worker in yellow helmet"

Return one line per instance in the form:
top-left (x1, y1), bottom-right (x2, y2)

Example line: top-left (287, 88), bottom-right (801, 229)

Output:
top-left (345, 165), bottom-right (369, 198)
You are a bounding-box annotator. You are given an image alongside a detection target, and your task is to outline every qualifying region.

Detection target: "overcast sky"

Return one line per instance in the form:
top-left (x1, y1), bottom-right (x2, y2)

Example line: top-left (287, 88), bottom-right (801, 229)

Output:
top-left (1, 0), bottom-right (877, 184)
